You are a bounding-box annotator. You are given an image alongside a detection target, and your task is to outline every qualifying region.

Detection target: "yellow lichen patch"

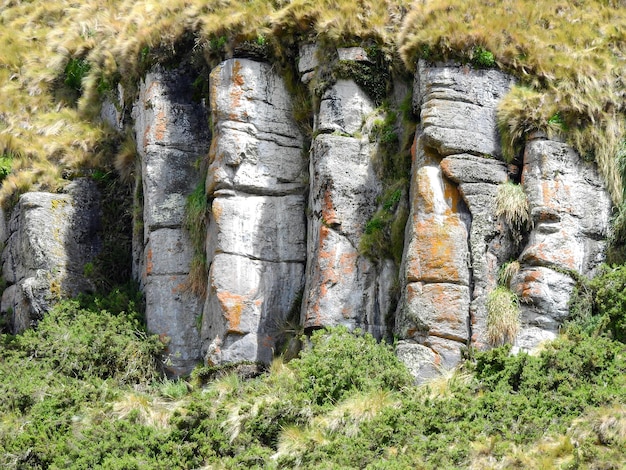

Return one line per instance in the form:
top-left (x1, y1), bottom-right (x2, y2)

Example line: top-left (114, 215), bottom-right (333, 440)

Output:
top-left (216, 291), bottom-right (247, 333)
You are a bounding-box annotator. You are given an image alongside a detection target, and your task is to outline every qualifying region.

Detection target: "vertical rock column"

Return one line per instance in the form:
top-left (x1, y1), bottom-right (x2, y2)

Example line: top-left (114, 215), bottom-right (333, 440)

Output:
top-left (202, 59), bottom-right (306, 365)
top-left (133, 67), bottom-right (210, 375)
top-left (510, 135), bottom-right (611, 350)
top-left (396, 61), bottom-right (514, 380)
top-left (1, 180), bottom-right (101, 332)
top-left (301, 51), bottom-right (394, 337)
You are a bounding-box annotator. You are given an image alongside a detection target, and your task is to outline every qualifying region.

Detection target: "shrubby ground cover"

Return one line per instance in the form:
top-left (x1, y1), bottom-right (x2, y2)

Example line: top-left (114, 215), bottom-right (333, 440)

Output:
top-left (0, 283), bottom-right (624, 469)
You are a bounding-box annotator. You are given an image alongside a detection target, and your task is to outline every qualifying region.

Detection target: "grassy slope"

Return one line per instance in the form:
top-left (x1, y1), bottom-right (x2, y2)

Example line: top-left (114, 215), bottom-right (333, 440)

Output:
top-left (1, 0), bottom-right (625, 205)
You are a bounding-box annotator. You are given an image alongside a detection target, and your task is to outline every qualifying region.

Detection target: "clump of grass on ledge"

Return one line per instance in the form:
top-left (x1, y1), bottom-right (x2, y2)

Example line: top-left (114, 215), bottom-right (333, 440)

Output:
top-left (486, 285), bottom-right (520, 347)
top-left (399, 0), bottom-right (626, 203)
top-left (495, 181), bottom-right (531, 245)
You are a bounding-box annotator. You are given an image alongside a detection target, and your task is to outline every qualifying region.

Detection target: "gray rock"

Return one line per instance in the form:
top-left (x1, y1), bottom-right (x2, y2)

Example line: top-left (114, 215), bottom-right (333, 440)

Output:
top-left (318, 80), bottom-right (375, 135)
top-left (207, 59), bottom-right (304, 195)
top-left (207, 193), bottom-right (306, 263)
top-left (337, 47), bottom-right (371, 62)
top-left (414, 61), bottom-right (514, 158)
top-left (144, 274), bottom-right (202, 375)
top-left (202, 253), bottom-right (304, 365)
top-left (133, 66), bottom-right (209, 375)
top-left (0, 179), bottom-right (101, 332)
top-left (298, 44), bottom-right (319, 74)
top-left (441, 154), bottom-right (508, 184)
top-left (395, 340), bottom-right (440, 383)
top-left (202, 59), bottom-right (306, 365)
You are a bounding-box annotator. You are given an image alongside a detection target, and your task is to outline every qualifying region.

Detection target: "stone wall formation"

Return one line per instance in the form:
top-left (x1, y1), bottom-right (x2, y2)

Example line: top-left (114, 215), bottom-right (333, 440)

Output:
top-left (0, 45), bottom-right (612, 380)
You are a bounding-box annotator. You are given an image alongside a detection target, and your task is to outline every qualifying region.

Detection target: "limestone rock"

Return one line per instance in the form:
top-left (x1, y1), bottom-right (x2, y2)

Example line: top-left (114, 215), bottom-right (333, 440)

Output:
top-left (202, 59), bottom-right (306, 365)
top-left (207, 59), bottom-right (304, 195)
top-left (133, 66), bottom-right (209, 375)
top-left (302, 127), bottom-right (389, 337)
top-left (318, 80), bottom-right (375, 135)
top-left (1, 179), bottom-right (101, 332)
top-left (511, 136), bottom-right (612, 350)
top-left (414, 60), bottom-right (514, 157)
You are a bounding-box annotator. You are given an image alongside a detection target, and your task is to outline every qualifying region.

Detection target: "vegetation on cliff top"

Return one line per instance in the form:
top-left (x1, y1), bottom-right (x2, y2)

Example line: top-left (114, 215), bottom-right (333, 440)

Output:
top-left (1, 0), bottom-right (625, 206)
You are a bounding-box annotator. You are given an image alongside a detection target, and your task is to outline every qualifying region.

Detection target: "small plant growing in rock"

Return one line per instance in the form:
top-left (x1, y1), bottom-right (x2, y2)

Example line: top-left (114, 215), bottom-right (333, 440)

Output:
top-left (496, 181), bottom-right (531, 245)
top-left (486, 286), bottom-right (520, 346)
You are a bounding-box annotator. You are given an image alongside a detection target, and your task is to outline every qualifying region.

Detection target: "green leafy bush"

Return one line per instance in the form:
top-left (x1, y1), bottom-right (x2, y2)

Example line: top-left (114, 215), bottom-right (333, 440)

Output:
top-left (291, 326), bottom-right (413, 408)
top-left (586, 264), bottom-right (626, 342)
top-left (5, 297), bottom-right (163, 384)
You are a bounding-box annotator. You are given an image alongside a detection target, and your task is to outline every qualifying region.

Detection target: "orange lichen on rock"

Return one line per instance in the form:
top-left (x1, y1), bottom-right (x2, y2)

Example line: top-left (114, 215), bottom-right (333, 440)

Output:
top-left (406, 217), bottom-right (469, 284)
top-left (216, 291), bottom-right (247, 333)
top-left (154, 110), bottom-right (167, 141)
top-left (146, 248), bottom-right (153, 275)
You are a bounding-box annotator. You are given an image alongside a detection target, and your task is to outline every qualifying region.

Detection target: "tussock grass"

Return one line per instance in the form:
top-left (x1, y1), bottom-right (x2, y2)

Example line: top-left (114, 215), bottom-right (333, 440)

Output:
top-left (1, 0), bottom-right (625, 209)
top-left (399, 0), bottom-right (626, 203)
top-left (486, 286), bottom-right (520, 347)
top-left (495, 181), bottom-right (531, 242)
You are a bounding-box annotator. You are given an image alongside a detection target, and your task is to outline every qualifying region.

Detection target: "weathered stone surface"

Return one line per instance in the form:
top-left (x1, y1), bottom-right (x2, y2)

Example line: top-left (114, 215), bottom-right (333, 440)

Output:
top-left (207, 59), bottom-right (304, 195)
top-left (142, 148), bottom-right (201, 231)
top-left (510, 137), bottom-right (612, 350)
top-left (337, 47), bottom-right (371, 62)
top-left (309, 135), bottom-right (380, 246)
top-left (298, 44), bottom-right (319, 73)
top-left (202, 253), bottom-right (304, 365)
top-left (144, 229), bottom-right (194, 276)
top-left (441, 154), bottom-right (508, 185)
top-left (202, 59), bottom-right (306, 365)
top-left (1, 179), bottom-right (101, 332)
top-left (133, 66), bottom-right (209, 375)
top-left (399, 62), bottom-right (516, 380)
top-left (145, 275), bottom-right (202, 371)
top-left (318, 80), bottom-right (375, 135)
top-left (302, 125), bottom-right (390, 337)
top-left (520, 137), bottom-right (611, 273)
top-left (303, 224), bottom-right (381, 333)
top-left (415, 60), bottom-right (514, 158)
top-left (395, 340), bottom-right (440, 383)
top-left (510, 266), bottom-right (576, 329)
top-left (207, 193), bottom-right (306, 263)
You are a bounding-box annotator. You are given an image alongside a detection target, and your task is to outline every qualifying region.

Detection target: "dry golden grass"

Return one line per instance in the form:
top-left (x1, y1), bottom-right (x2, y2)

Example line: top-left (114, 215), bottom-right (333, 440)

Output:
top-left (486, 286), bottom-right (520, 347)
top-left (1, 0), bottom-right (625, 209)
top-left (399, 0), bottom-right (626, 203)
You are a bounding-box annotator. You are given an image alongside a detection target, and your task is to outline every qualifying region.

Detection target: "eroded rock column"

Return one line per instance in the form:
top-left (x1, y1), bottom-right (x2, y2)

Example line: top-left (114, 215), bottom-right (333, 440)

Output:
top-left (202, 59), bottom-right (306, 365)
top-left (396, 61), bottom-right (515, 380)
top-left (1, 179), bottom-right (101, 332)
top-left (511, 135), bottom-right (611, 350)
top-left (133, 66), bottom-right (210, 375)
top-left (302, 59), bottom-right (393, 337)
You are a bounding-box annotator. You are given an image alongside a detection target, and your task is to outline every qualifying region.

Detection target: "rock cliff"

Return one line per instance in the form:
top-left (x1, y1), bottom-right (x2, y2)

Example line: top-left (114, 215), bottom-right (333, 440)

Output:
top-left (0, 51), bottom-right (613, 380)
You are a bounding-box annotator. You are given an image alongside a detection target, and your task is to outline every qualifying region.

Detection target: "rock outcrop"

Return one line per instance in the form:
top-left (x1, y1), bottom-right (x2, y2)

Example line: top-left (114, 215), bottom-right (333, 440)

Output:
top-left (395, 62), bottom-right (515, 379)
top-left (1, 179), bottom-right (101, 332)
top-left (133, 66), bottom-right (210, 375)
top-left (201, 59), bottom-right (307, 365)
top-left (0, 51), bottom-right (614, 382)
top-left (511, 134), bottom-right (611, 351)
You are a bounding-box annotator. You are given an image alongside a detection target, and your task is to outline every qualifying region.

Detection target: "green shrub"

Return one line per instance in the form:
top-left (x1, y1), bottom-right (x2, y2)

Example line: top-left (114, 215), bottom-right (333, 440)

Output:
top-left (587, 265), bottom-right (626, 342)
top-left (9, 297), bottom-right (163, 384)
top-left (291, 326), bottom-right (413, 408)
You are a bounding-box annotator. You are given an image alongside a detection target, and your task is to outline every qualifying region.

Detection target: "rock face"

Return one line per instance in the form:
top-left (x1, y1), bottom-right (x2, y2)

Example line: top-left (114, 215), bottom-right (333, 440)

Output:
top-left (301, 52), bottom-right (395, 339)
top-left (510, 135), bottom-right (611, 351)
top-left (0, 52), bottom-right (614, 381)
top-left (132, 66), bottom-right (210, 375)
top-left (202, 59), bottom-right (307, 365)
top-left (395, 62), bottom-right (516, 380)
top-left (1, 179), bottom-right (101, 332)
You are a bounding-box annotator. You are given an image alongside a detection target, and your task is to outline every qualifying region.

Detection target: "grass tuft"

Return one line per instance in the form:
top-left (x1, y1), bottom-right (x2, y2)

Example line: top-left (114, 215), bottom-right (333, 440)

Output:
top-left (486, 286), bottom-right (520, 347)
